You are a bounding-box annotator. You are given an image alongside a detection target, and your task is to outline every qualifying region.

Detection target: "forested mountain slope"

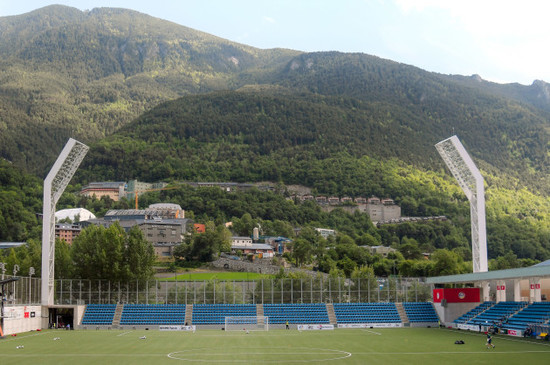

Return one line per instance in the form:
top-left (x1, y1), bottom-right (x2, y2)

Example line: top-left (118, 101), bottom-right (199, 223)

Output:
top-left (0, 5), bottom-right (549, 181)
top-left (0, 5), bottom-right (298, 173)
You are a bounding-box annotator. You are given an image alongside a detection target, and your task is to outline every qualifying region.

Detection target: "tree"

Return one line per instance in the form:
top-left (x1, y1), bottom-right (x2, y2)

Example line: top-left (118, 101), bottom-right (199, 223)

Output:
top-left (180, 223), bottom-right (231, 263)
top-left (71, 222), bottom-right (155, 283)
top-left (123, 226), bottom-right (155, 283)
top-left (55, 239), bottom-right (73, 279)
top-left (430, 249), bottom-right (466, 276)
top-left (337, 256), bottom-right (358, 277)
top-left (399, 239), bottom-right (423, 260)
top-left (291, 238), bottom-right (313, 267)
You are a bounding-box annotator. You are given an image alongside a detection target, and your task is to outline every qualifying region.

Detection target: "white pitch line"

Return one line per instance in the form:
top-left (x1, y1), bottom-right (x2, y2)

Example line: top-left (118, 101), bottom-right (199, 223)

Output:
top-left (116, 331), bottom-right (133, 336)
top-left (0, 331), bottom-right (47, 343)
top-left (361, 329), bottom-right (382, 335)
top-left (446, 329), bottom-right (550, 348)
top-left (352, 350), bottom-right (550, 355)
top-left (167, 347), bottom-right (353, 363)
top-left (2, 354), bottom-right (168, 357)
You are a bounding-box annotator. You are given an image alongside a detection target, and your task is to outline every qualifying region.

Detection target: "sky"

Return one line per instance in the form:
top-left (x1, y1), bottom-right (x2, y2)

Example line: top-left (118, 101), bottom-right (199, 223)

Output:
top-left (1, 0), bottom-right (549, 85)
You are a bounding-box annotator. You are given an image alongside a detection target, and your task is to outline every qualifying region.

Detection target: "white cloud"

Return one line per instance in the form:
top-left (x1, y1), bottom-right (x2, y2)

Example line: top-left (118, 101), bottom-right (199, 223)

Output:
top-left (263, 16), bottom-right (276, 24)
top-left (392, 0), bottom-right (550, 83)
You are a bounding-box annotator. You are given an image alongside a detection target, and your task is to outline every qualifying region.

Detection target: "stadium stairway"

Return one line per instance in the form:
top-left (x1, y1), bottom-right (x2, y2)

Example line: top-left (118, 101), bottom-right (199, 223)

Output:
top-left (112, 303), bottom-right (123, 328)
top-left (396, 303), bottom-right (409, 326)
top-left (326, 303), bottom-right (337, 325)
top-left (257, 304), bottom-right (264, 317)
top-left (185, 304), bottom-right (193, 325)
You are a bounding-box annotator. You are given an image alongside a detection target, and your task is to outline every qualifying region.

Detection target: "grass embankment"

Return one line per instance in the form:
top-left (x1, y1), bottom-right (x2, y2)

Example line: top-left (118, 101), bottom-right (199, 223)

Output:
top-left (158, 272), bottom-right (273, 281)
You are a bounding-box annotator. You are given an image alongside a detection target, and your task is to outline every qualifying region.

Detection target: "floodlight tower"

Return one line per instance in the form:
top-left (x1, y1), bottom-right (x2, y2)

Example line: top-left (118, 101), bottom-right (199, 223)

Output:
top-left (41, 138), bottom-right (88, 306)
top-left (435, 136), bottom-right (488, 273)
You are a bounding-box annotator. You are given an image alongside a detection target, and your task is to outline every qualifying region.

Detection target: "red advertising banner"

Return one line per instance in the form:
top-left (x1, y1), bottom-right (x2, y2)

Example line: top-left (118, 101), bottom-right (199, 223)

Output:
top-left (535, 284), bottom-right (540, 289)
top-left (433, 288), bottom-right (480, 303)
top-left (530, 284), bottom-right (535, 289)
top-left (24, 312), bottom-right (29, 318)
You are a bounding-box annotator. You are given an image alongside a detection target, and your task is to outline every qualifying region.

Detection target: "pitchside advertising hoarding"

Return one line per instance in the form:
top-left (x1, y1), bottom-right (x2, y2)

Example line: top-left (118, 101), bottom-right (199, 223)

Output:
top-left (338, 323), bottom-right (403, 329)
top-left (297, 324), bottom-right (334, 331)
top-left (159, 325), bottom-right (196, 331)
top-left (433, 288), bottom-right (480, 303)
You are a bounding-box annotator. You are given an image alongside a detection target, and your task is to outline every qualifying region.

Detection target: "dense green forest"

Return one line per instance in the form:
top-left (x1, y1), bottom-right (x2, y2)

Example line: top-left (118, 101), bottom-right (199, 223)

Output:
top-left (1, 155), bottom-right (548, 279)
top-left (0, 5), bottom-right (298, 173)
top-left (0, 6), bottom-right (549, 279)
top-left (0, 5), bottom-right (549, 183)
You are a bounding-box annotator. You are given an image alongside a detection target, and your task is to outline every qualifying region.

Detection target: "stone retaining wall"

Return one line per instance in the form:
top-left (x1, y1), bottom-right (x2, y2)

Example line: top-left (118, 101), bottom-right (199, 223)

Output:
top-left (210, 257), bottom-right (328, 279)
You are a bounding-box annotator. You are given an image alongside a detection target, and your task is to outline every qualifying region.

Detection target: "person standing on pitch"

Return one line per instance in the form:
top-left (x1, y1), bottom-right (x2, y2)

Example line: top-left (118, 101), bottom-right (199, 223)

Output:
top-left (486, 333), bottom-right (495, 349)
top-left (286, 320), bottom-right (289, 330)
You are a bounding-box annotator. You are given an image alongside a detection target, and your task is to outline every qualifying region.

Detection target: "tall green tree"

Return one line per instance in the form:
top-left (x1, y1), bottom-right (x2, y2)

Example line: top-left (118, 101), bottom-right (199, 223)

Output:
top-left (123, 226), bottom-right (156, 283)
top-left (71, 222), bottom-right (155, 282)
top-left (55, 239), bottom-right (73, 279)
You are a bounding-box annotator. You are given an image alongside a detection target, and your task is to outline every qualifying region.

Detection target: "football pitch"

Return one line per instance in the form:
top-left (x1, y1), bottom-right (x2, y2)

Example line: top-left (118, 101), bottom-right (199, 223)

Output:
top-left (2, 327), bottom-right (549, 364)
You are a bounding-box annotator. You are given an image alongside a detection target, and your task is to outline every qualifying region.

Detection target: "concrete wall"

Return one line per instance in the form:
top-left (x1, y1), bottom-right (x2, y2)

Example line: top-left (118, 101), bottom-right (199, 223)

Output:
top-left (433, 301), bottom-right (479, 325)
top-left (2, 305), bottom-right (42, 335)
top-left (210, 258), bottom-right (328, 279)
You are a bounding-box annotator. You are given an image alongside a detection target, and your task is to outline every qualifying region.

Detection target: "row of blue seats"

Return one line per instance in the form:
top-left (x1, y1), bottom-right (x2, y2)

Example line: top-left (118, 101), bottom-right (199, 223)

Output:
top-left (81, 305), bottom-right (116, 325)
top-left (269, 317), bottom-right (330, 324)
top-left (82, 302), bottom-right (440, 325)
top-left (453, 301), bottom-right (494, 324)
top-left (467, 302), bottom-right (527, 325)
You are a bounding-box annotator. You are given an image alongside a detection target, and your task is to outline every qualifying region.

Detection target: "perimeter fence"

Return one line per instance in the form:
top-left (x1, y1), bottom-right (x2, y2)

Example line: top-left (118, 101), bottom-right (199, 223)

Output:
top-left (2, 275), bottom-right (433, 305)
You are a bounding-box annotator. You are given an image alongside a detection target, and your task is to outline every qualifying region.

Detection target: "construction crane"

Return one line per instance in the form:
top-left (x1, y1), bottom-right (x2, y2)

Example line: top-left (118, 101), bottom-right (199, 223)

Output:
top-left (133, 186), bottom-right (181, 210)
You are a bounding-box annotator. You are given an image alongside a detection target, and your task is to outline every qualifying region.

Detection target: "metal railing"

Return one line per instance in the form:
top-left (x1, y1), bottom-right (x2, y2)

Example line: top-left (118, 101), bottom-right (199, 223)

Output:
top-left (2, 275), bottom-right (434, 306)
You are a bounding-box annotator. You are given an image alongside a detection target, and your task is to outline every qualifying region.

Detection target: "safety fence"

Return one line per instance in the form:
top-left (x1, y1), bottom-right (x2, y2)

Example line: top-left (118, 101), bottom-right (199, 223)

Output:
top-left (2, 275), bottom-right (433, 305)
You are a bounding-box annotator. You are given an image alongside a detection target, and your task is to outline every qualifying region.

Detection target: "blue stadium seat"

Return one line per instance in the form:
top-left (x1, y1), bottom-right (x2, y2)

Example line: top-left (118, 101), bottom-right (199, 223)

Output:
top-left (81, 304), bottom-right (117, 325)
top-left (263, 303), bottom-right (330, 324)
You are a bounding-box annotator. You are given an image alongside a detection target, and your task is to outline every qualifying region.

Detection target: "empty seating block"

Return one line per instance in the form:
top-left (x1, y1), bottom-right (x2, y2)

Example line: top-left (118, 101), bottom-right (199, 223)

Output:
top-left (466, 301), bottom-right (527, 326)
top-left (332, 303), bottom-right (400, 324)
top-left (502, 302), bottom-right (550, 332)
top-left (263, 303), bottom-right (330, 324)
top-left (192, 304), bottom-right (256, 325)
top-left (403, 302), bottom-right (439, 323)
top-left (81, 304), bottom-right (116, 325)
top-left (120, 304), bottom-right (186, 325)
top-left (453, 301), bottom-right (494, 324)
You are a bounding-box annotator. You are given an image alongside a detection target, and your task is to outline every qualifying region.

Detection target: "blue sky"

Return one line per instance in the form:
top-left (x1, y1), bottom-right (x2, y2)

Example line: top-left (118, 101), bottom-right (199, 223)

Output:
top-left (1, 0), bottom-right (549, 85)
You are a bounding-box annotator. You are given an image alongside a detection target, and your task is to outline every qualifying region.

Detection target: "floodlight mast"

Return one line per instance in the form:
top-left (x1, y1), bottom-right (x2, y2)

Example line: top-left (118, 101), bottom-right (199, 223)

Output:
top-left (41, 138), bottom-right (89, 306)
top-left (435, 136), bottom-right (488, 273)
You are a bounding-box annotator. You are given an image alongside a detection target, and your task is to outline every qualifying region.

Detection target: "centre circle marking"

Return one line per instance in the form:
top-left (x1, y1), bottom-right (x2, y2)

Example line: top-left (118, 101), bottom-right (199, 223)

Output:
top-left (167, 347), bottom-right (352, 362)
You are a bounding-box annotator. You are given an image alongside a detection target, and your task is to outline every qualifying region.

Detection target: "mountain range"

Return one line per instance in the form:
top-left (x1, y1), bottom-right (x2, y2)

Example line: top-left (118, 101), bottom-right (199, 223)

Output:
top-left (0, 5), bottom-right (549, 262)
top-left (0, 5), bottom-right (548, 182)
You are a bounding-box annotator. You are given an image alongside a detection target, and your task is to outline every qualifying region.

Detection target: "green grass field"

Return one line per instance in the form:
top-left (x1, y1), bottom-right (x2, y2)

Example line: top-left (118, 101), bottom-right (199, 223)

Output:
top-left (159, 272), bottom-right (272, 281)
top-left (2, 327), bottom-right (549, 364)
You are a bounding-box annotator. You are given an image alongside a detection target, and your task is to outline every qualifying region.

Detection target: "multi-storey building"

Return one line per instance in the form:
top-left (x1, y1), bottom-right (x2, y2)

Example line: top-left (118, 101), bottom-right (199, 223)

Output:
top-left (55, 223), bottom-right (82, 245)
top-left (80, 182), bottom-right (126, 201)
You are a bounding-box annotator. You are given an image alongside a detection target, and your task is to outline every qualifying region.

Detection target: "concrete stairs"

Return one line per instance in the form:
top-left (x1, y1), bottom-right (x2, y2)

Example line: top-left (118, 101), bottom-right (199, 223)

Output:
top-left (325, 303), bottom-right (337, 325)
top-left (111, 303), bottom-right (124, 327)
top-left (257, 304), bottom-right (264, 317)
top-left (396, 302), bottom-right (409, 326)
top-left (185, 304), bottom-right (193, 325)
